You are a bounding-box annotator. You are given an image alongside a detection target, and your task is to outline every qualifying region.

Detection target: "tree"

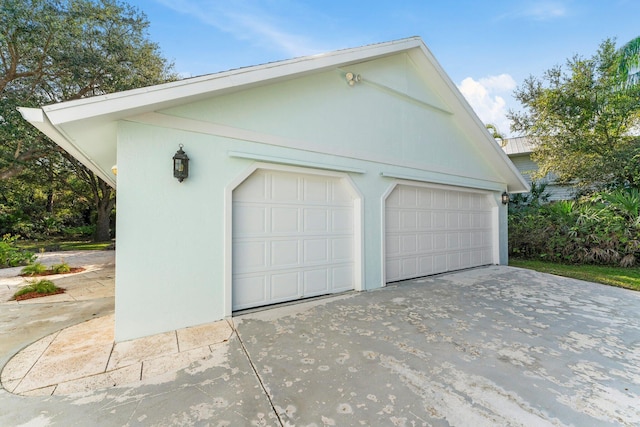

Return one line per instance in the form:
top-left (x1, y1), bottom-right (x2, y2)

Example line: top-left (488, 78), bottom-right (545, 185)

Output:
top-left (485, 123), bottom-right (506, 147)
top-left (0, 0), bottom-right (176, 240)
top-left (617, 36), bottom-right (640, 87)
top-left (509, 38), bottom-right (640, 191)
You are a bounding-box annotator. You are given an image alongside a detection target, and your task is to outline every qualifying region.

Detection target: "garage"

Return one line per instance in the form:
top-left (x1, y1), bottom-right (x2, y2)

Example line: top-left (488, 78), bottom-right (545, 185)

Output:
top-left (385, 183), bottom-right (496, 282)
top-left (232, 169), bottom-right (357, 311)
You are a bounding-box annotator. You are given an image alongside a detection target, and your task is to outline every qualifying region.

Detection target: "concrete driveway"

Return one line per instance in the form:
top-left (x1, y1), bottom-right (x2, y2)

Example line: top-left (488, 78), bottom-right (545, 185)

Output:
top-left (1, 258), bottom-right (639, 426)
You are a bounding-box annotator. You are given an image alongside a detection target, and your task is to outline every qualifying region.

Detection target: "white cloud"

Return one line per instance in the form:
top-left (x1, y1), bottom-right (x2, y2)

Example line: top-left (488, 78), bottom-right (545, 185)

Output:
top-left (495, 1), bottom-right (568, 22)
top-left (155, 0), bottom-right (322, 58)
top-left (523, 1), bottom-right (567, 20)
top-left (458, 74), bottom-right (517, 137)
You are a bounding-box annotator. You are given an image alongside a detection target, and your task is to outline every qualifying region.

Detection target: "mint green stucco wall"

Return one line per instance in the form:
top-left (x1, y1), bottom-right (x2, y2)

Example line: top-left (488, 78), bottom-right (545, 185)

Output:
top-left (114, 54), bottom-right (510, 341)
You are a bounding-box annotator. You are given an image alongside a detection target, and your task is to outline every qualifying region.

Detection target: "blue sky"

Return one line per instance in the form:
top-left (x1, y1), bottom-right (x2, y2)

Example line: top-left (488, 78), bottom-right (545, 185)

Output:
top-left (129, 0), bottom-right (640, 136)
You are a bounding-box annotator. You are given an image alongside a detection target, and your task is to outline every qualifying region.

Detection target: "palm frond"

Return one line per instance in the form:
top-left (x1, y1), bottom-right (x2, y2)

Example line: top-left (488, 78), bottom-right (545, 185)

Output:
top-left (617, 36), bottom-right (640, 86)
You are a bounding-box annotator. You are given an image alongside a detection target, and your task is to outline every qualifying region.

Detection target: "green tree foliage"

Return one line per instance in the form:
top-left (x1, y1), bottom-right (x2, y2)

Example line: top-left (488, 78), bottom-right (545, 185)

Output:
top-left (0, 0), bottom-right (176, 241)
top-left (509, 38), bottom-right (640, 191)
top-left (617, 36), bottom-right (640, 87)
top-left (509, 188), bottom-right (640, 267)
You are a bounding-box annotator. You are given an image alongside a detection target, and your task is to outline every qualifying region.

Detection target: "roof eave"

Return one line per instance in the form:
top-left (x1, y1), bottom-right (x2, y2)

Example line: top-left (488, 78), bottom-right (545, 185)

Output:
top-left (17, 107), bottom-right (116, 188)
top-left (41, 37), bottom-right (426, 126)
top-left (408, 44), bottom-right (530, 193)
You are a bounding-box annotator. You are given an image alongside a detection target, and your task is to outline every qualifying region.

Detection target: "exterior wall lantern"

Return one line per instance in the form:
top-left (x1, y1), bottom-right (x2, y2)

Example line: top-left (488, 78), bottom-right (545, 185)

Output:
top-left (173, 144), bottom-right (189, 183)
top-left (501, 191), bottom-right (510, 205)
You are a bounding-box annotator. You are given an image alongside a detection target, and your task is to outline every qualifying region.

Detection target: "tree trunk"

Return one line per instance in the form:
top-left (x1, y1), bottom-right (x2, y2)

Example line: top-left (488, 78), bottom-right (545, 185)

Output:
top-left (93, 180), bottom-right (115, 242)
top-left (46, 190), bottom-right (54, 213)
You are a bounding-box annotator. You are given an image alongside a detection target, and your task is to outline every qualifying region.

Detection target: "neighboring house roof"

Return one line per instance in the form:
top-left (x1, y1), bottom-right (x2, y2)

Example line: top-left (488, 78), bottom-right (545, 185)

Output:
top-left (502, 136), bottom-right (575, 200)
top-left (501, 136), bottom-right (536, 155)
top-left (18, 36), bottom-right (529, 193)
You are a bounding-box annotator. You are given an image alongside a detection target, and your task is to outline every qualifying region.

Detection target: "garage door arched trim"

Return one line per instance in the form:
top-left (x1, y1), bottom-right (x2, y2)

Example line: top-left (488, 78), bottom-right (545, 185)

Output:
top-left (381, 180), bottom-right (500, 284)
top-left (224, 162), bottom-right (363, 315)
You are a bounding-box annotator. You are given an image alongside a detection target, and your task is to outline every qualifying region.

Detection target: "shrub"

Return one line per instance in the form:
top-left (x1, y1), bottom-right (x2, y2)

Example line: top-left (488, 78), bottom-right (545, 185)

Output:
top-left (21, 262), bottom-right (47, 276)
top-left (51, 262), bottom-right (71, 274)
top-left (509, 188), bottom-right (640, 267)
top-left (14, 280), bottom-right (60, 298)
top-left (0, 234), bottom-right (36, 268)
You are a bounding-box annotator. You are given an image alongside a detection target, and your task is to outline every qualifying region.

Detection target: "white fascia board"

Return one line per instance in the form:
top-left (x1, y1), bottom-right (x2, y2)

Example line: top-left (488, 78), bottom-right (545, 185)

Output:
top-left (17, 107), bottom-right (116, 188)
top-left (408, 44), bottom-right (530, 193)
top-left (42, 37), bottom-right (425, 126)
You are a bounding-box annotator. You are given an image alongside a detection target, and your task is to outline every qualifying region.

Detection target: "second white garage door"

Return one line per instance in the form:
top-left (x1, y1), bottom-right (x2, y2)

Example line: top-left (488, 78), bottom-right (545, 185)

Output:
top-left (385, 184), bottom-right (495, 282)
top-left (232, 169), bottom-right (355, 311)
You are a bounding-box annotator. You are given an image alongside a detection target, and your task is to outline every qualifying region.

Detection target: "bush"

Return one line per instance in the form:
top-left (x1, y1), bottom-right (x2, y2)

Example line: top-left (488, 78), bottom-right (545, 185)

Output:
top-left (509, 188), bottom-right (640, 266)
top-left (0, 234), bottom-right (36, 268)
top-left (14, 280), bottom-right (60, 298)
top-left (21, 262), bottom-right (47, 276)
top-left (51, 262), bottom-right (71, 274)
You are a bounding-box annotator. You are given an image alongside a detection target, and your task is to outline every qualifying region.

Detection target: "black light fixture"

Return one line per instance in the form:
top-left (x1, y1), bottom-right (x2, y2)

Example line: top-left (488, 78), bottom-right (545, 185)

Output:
top-left (173, 144), bottom-right (189, 182)
top-left (501, 191), bottom-right (510, 205)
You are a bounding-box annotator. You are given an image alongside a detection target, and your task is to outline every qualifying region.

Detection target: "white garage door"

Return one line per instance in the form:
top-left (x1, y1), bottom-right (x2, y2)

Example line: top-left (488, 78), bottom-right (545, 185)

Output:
top-left (385, 184), bottom-right (495, 282)
top-left (233, 169), bottom-right (355, 311)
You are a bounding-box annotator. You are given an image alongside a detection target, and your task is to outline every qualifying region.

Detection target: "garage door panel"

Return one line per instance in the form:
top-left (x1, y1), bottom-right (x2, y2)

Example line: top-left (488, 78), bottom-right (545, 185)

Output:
top-left (433, 190), bottom-right (446, 206)
top-left (234, 173), bottom-right (267, 201)
top-left (434, 233), bottom-right (447, 251)
top-left (332, 209), bottom-right (353, 232)
top-left (385, 209), bottom-right (400, 231)
top-left (387, 235), bottom-right (401, 255)
top-left (448, 253), bottom-right (461, 270)
top-left (270, 272), bottom-right (299, 300)
top-left (402, 258), bottom-right (417, 277)
top-left (303, 179), bottom-right (328, 202)
top-left (459, 212), bottom-right (471, 228)
top-left (234, 241), bottom-right (267, 272)
top-left (270, 240), bottom-right (299, 267)
top-left (434, 254), bottom-right (447, 272)
top-left (234, 206), bottom-right (267, 235)
top-left (418, 211), bottom-right (431, 228)
top-left (304, 209), bottom-right (329, 232)
top-left (447, 212), bottom-right (459, 228)
top-left (433, 212), bottom-right (446, 228)
top-left (460, 251), bottom-right (471, 269)
top-left (447, 233), bottom-right (460, 250)
top-left (447, 193), bottom-right (459, 209)
top-left (385, 184), bottom-right (495, 282)
top-left (460, 232), bottom-right (471, 248)
top-left (418, 234), bottom-right (433, 251)
top-left (332, 181), bottom-right (353, 203)
top-left (332, 265), bottom-right (354, 291)
top-left (400, 211), bottom-right (417, 230)
top-left (234, 276), bottom-right (267, 309)
top-left (417, 188), bottom-right (432, 207)
top-left (400, 187), bottom-right (418, 207)
top-left (471, 231), bottom-right (483, 247)
top-left (471, 250), bottom-right (483, 265)
top-left (304, 269), bottom-right (329, 294)
top-left (387, 187), bottom-right (400, 206)
top-left (332, 238), bottom-right (353, 261)
top-left (304, 239), bottom-right (329, 263)
top-left (401, 235), bottom-right (417, 253)
top-left (386, 259), bottom-right (400, 280)
top-left (233, 169), bottom-right (355, 311)
top-left (482, 249), bottom-right (493, 264)
top-left (272, 207), bottom-right (299, 233)
top-left (271, 174), bottom-right (299, 201)
top-left (419, 256), bottom-right (433, 275)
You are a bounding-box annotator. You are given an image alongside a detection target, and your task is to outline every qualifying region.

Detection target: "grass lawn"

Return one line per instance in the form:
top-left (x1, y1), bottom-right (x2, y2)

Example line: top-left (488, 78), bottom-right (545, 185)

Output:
top-left (510, 259), bottom-right (640, 291)
top-left (16, 239), bottom-right (113, 253)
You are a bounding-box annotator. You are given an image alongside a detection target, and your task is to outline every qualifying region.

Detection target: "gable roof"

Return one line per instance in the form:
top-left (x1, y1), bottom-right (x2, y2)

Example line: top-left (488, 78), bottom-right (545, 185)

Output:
top-left (19, 36), bottom-right (529, 193)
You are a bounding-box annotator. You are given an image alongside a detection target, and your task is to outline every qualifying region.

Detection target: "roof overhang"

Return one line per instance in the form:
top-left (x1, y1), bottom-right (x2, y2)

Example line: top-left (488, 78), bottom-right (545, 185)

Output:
top-left (19, 36), bottom-right (529, 193)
